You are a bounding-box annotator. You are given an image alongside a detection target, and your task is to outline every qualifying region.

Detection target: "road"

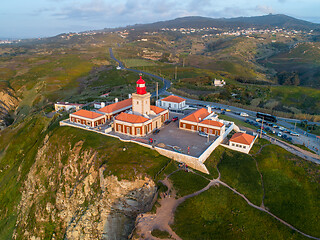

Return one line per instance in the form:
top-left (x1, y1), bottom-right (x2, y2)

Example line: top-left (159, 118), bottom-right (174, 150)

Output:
top-left (108, 47), bottom-right (319, 156)
top-left (109, 48), bottom-right (171, 96)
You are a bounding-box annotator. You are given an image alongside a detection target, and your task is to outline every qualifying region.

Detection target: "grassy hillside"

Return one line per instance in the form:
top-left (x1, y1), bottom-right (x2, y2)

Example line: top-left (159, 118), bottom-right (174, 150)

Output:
top-left (172, 140), bottom-right (320, 239)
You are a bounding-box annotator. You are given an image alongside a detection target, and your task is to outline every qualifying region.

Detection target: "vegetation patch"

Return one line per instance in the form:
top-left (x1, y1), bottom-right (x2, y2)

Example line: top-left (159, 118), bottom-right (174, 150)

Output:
top-left (151, 229), bottom-right (171, 239)
top-left (169, 170), bottom-right (209, 197)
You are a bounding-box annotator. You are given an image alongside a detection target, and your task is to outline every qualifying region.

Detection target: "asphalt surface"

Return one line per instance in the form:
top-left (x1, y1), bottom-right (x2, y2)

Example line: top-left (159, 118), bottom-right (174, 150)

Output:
top-left (109, 48), bottom-right (171, 96)
top-left (108, 47), bottom-right (320, 156)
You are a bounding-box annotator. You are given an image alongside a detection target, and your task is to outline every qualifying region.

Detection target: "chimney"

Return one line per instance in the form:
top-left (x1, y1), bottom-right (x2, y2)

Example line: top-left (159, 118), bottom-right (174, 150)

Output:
top-left (101, 102), bottom-right (105, 108)
top-left (207, 105), bottom-right (212, 113)
top-left (115, 98), bottom-right (118, 103)
top-left (128, 94), bottom-right (132, 98)
top-left (199, 118), bottom-right (202, 122)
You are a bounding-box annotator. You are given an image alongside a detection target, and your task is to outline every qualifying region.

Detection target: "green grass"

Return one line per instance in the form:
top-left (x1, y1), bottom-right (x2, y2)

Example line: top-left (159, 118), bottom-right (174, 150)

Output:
top-left (151, 229), bottom-right (171, 239)
top-left (123, 58), bottom-right (158, 68)
top-left (218, 149), bottom-right (263, 206)
top-left (204, 146), bottom-right (225, 179)
top-left (169, 170), bottom-right (209, 197)
top-left (255, 145), bottom-right (320, 237)
top-left (172, 186), bottom-right (307, 240)
top-left (218, 114), bottom-right (259, 130)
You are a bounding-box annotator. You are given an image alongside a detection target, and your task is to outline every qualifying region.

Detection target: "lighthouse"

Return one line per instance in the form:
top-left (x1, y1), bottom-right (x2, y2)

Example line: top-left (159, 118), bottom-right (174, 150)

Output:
top-left (132, 76), bottom-right (151, 116)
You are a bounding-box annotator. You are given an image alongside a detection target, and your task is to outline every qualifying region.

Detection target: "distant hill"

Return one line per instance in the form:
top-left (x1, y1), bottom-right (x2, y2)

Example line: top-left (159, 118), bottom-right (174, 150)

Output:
top-left (127, 14), bottom-right (320, 31)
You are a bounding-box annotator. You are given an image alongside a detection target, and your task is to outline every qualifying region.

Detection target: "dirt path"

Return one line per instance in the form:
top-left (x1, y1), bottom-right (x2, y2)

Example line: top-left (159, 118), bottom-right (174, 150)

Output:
top-left (134, 172), bottom-right (219, 239)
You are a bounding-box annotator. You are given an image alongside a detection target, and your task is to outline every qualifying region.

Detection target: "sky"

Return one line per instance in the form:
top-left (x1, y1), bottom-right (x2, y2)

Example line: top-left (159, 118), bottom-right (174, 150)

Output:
top-left (1, 0), bottom-right (320, 39)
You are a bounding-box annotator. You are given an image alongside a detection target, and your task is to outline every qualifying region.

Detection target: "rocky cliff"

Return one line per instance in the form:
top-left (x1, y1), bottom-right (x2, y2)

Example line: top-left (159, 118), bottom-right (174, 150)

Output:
top-left (0, 88), bottom-right (18, 130)
top-left (13, 132), bottom-right (157, 239)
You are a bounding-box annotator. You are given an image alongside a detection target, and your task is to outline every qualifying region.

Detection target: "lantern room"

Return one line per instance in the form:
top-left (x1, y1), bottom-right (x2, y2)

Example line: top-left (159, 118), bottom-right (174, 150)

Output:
top-left (136, 76), bottom-right (147, 95)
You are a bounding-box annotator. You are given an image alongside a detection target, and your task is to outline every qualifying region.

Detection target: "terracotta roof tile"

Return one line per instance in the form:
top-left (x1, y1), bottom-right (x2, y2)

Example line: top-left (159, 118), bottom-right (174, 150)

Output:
top-left (150, 105), bottom-right (166, 114)
top-left (72, 109), bottom-right (103, 119)
top-left (161, 95), bottom-right (185, 103)
top-left (115, 112), bottom-right (150, 123)
top-left (181, 108), bottom-right (210, 123)
top-left (230, 133), bottom-right (255, 145)
top-left (200, 119), bottom-right (224, 127)
top-left (99, 98), bottom-right (132, 114)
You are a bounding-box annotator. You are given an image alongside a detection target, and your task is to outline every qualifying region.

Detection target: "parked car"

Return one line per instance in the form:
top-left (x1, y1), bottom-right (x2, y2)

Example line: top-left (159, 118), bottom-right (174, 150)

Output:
top-left (164, 119), bottom-right (171, 125)
top-left (198, 131), bottom-right (208, 137)
top-left (226, 108), bottom-right (231, 112)
top-left (172, 116), bottom-right (179, 122)
top-left (279, 126), bottom-right (285, 131)
top-left (240, 112), bottom-right (249, 117)
top-left (153, 128), bottom-right (160, 135)
top-left (221, 111), bottom-right (226, 115)
top-left (282, 134), bottom-right (288, 139)
top-left (287, 137), bottom-right (293, 142)
top-left (290, 132), bottom-right (300, 136)
top-left (277, 132), bottom-right (282, 137)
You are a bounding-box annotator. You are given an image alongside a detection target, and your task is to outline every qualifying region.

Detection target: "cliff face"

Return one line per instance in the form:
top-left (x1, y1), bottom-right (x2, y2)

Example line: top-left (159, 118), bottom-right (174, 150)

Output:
top-left (13, 134), bottom-right (157, 239)
top-left (0, 88), bottom-right (18, 129)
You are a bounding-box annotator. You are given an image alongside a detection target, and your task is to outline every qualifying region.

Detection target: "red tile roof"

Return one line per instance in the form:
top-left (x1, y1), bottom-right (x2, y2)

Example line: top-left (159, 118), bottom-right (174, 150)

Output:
top-left (200, 119), bottom-right (224, 127)
top-left (181, 108), bottom-right (210, 123)
top-left (150, 105), bottom-right (166, 114)
top-left (115, 112), bottom-right (150, 123)
top-left (99, 98), bottom-right (132, 114)
top-left (72, 109), bottom-right (103, 119)
top-left (230, 133), bottom-right (255, 145)
top-left (161, 95), bottom-right (185, 103)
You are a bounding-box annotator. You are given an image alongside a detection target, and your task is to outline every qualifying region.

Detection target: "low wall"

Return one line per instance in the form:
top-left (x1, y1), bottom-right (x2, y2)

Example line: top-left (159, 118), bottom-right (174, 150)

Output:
top-left (198, 123), bottom-right (235, 163)
top-left (154, 147), bottom-right (209, 174)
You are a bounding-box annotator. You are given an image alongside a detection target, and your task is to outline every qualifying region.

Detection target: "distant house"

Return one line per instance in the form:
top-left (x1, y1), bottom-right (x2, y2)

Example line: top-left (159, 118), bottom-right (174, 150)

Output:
top-left (156, 95), bottom-right (188, 111)
top-left (213, 79), bottom-right (226, 87)
top-left (54, 102), bottom-right (83, 112)
top-left (228, 132), bottom-right (256, 154)
top-left (100, 92), bottom-right (111, 97)
top-left (179, 107), bottom-right (225, 136)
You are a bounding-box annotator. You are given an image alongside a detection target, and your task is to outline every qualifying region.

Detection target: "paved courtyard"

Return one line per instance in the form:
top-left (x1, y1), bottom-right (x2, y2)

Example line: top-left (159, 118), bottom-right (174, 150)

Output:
top-left (111, 112), bottom-right (218, 157)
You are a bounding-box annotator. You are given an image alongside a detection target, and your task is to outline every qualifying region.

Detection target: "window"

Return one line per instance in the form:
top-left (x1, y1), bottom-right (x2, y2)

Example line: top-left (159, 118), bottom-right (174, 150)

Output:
top-left (209, 129), bottom-right (212, 134)
top-left (137, 128), bottom-right (140, 135)
top-left (191, 126), bottom-right (194, 130)
top-left (199, 127), bottom-right (201, 131)
top-left (118, 124), bottom-right (121, 132)
top-left (232, 143), bottom-right (235, 146)
top-left (126, 127), bottom-right (130, 134)
top-left (236, 144), bottom-right (239, 147)
top-left (87, 121), bottom-right (91, 126)
top-left (243, 146), bottom-right (246, 149)
top-left (204, 128), bottom-right (207, 132)
top-left (183, 124), bottom-right (186, 128)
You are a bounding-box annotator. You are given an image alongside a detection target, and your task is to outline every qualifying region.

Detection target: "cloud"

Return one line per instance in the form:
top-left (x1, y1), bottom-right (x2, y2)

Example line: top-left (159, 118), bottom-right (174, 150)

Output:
top-left (255, 5), bottom-right (274, 14)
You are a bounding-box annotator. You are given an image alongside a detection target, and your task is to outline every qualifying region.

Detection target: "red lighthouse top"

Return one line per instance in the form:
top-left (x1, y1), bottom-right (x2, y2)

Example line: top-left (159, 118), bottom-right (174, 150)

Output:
top-left (136, 76), bottom-right (147, 95)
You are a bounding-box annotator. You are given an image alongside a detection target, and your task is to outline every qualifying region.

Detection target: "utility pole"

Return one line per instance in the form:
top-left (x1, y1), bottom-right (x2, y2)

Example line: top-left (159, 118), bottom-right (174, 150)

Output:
top-left (156, 82), bottom-right (158, 100)
top-left (175, 66), bottom-right (177, 80)
top-left (183, 58), bottom-right (185, 67)
top-left (260, 118), bottom-right (264, 138)
top-left (294, 121), bottom-right (297, 131)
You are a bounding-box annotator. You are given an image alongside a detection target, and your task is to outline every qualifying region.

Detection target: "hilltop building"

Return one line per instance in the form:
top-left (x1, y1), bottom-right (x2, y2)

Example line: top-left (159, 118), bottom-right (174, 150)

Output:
top-left (69, 109), bottom-right (106, 127)
top-left (228, 132), bottom-right (256, 153)
top-left (69, 76), bottom-right (169, 137)
top-left (156, 95), bottom-right (188, 111)
top-left (213, 79), bottom-right (226, 87)
top-left (114, 77), bottom-right (169, 136)
top-left (55, 102), bottom-right (83, 111)
top-left (179, 107), bottom-right (225, 136)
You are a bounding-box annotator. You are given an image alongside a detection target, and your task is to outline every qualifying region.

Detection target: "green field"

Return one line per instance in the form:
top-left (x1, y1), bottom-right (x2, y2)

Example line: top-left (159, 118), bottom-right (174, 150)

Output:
top-left (171, 139), bottom-right (320, 239)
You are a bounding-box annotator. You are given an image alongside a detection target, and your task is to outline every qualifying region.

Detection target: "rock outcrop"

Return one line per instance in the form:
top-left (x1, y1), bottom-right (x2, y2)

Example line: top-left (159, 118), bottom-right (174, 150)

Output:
top-left (13, 135), bottom-right (157, 239)
top-left (0, 88), bottom-right (18, 129)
